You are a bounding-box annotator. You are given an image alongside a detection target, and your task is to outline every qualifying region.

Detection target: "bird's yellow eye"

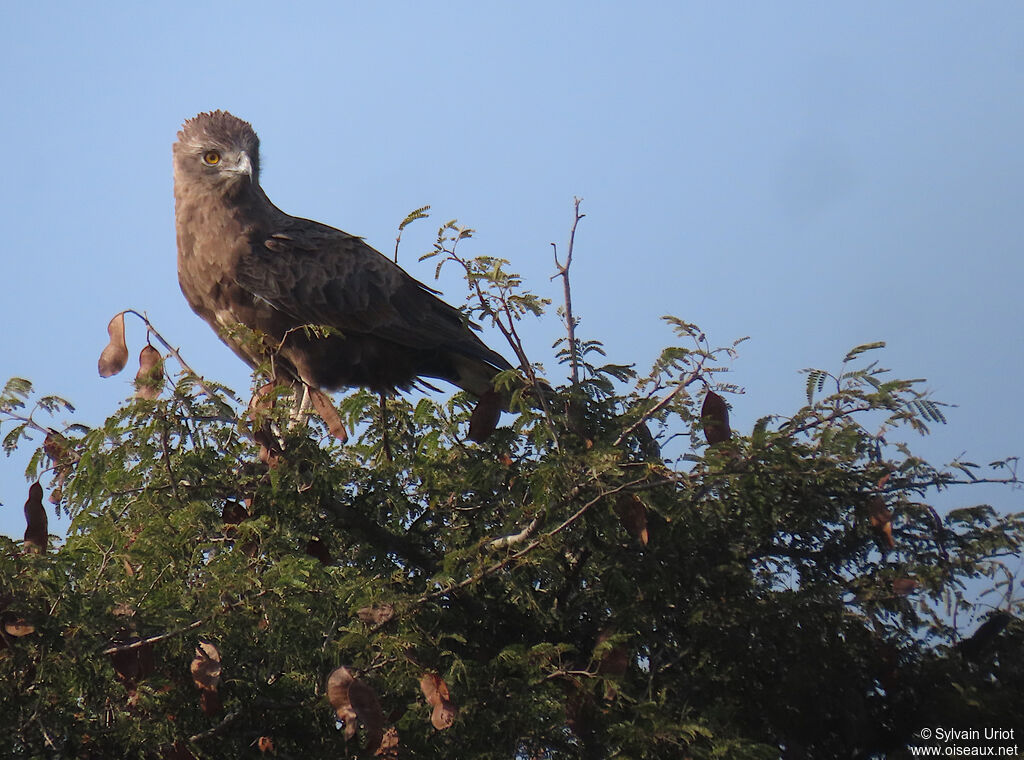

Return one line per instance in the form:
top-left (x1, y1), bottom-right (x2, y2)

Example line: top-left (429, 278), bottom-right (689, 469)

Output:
top-left (202, 150), bottom-right (221, 166)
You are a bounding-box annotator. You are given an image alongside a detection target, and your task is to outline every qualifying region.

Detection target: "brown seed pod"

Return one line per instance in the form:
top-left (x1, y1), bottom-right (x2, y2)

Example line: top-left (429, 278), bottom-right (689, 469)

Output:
top-left (23, 482), bottom-right (47, 553)
top-left (98, 312), bottom-right (130, 377)
top-left (326, 666), bottom-right (386, 751)
top-left (419, 672), bottom-right (457, 730)
top-left (468, 389), bottom-right (502, 443)
top-left (701, 390), bottom-right (731, 444)
top-left (134, 345), bottom-right (165, 400)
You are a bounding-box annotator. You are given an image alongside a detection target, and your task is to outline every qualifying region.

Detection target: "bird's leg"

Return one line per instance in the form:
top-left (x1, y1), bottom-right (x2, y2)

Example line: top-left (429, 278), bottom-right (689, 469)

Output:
top-left (379, 392), bottom-right (393, 462)
top-left (290, 383), bottom-right (314, 429)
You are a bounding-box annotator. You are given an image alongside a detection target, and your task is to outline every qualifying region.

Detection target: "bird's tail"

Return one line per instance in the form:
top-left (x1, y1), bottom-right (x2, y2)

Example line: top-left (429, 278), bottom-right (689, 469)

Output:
top-left (450, 354), bottom-right (510, 399)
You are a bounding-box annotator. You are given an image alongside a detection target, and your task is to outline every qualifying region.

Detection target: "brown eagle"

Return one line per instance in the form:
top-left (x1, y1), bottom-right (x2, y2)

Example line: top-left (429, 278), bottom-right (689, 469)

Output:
top-left (173, 111), bottom-right (512, 401)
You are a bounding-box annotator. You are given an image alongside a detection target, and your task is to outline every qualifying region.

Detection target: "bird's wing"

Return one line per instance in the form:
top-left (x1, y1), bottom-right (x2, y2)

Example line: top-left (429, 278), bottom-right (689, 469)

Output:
top-left (234, 219), bottom-right (511, 369)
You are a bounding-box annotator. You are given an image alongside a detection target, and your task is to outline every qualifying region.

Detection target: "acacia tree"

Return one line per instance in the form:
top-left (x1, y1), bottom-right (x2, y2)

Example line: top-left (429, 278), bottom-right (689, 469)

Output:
top-left (2, 205), bottom-right (1022, 759)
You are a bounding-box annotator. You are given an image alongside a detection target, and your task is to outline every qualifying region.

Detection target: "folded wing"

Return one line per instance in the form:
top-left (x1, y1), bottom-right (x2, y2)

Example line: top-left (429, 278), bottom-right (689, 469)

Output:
top-left (234, 220), bottom-right (512, 373)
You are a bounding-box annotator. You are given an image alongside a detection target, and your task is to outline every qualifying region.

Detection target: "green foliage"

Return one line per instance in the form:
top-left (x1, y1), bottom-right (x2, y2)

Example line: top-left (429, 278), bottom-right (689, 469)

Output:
top-left (1, 216), bottom-right (1022, 758)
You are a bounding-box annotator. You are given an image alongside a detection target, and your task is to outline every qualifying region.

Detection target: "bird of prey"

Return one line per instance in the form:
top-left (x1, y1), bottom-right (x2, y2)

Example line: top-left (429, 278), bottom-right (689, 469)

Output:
top-left (173, 111), bottom-right (513, 406)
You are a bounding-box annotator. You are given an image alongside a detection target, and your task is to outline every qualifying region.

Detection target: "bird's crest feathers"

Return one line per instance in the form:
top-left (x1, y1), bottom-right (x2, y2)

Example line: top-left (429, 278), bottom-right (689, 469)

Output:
top-left (178, 110), bottom-right (259, 152)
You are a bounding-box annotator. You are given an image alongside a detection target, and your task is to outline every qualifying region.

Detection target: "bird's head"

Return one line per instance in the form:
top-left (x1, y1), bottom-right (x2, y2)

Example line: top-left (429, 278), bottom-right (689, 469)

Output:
top-left (174, 110), bottom-right (260, 187)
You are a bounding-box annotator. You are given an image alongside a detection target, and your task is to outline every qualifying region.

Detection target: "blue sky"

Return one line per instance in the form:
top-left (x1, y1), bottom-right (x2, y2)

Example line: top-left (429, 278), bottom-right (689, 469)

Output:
top-left (1, 3), bottom-right (1022, 541)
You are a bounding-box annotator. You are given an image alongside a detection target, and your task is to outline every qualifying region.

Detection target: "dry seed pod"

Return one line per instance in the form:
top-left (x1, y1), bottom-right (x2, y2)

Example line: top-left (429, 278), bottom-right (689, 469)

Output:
top-left (190, 641), bottom-right (221, 691)
top-left (191, 641), bottom-right (223, 716)
top-left (42, 432), bottom-right (74, 505)
top-left (327, 667), bottom-right (359, 740)
top-left (868, 495), bottom-right (895, 550)
top-left (356, 604), bottom-right (395, 626)
top-left (304, 537), bottom-right (332, 565)
top-left (134, 345), bottom-right (165, 400)
top-left (468, 389), bottom-right (502, 443)
top-left (160, 741), bottom-right (198, 760)
top-left (419, 672), bottom-right (457, 730)
top-left (42, 431), bottom-right (68, 465)
top-left (3, 617), bottom-right (35, 637)
top-left (375, 727), bottom-right (399, 758)
top-left (326, 667), bottom-right (386, 751)
top-left (23, 482), bottom-right (47, 553)
top-left (892, 577), bottom-right (919, 597)
top-left (109, 636), bottom-right (155, 684)
top-left (594, 628), bottom-right (629, 700)
top-left (247, 381), bottom-right (279, 420)
top-left (701, 390), bottom-right (731, 444)
top-left (348, 679), bottom-right (385, 751)
top-left (613, 493), bottom-right (649, 546)
top-left (253, 427), bottom-right (282, 468)
top-left (221, 500), bottom-right (250, 526)
top-left (200, 688), bottom-right (223, 716)
top-left (98, 312), bottom-right (130, 377)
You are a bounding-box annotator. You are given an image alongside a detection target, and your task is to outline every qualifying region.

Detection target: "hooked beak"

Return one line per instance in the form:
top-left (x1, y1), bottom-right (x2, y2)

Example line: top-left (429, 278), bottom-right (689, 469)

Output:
top-left (227, 152), bottom-right (254, 180)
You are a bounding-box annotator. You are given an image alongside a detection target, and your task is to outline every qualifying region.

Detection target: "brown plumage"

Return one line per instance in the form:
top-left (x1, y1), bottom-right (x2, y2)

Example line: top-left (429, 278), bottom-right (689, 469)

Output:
top-left (173, 111), bottom-right (512, 397)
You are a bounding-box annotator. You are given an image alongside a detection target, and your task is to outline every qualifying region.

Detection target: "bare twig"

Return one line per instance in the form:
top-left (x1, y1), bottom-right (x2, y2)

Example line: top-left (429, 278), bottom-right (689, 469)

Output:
top-left (1, 411), bottom-right (54, 441)
top-left (542, 668), bottom-right (602, 682)
top-left (486, 472), bottom-right (679, 555)
top-left (445, 250), bottom-right (562, 449)
top-left (487, 515), bottom-right (543, 550)
top-left (100, 616), bottom-right (208, 654)
top-left (89, 540), bottom-right (117, 594)
top-left (551, 197), bottom-right (585, 386)
top-left (35, 716), bottom-right (57, 749)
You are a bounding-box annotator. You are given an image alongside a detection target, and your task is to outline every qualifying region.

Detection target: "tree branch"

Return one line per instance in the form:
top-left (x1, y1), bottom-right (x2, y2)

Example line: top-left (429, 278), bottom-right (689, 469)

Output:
top-left (124, 309), bottom-right (237, 414)
top-left (324, 497), bottom-right (437, 573)
top-left (101, 616), bottom-right (208, 655)
top-left (187, 699), bottom-right (304, 743)
top-left (418, 477), bottom-right (645, 604)
top-left (486, 515), bottom-right (543, 550)
top-left (613, 366), bottom-right (705, 447)
top-left (100, 591), bottom-right (268, 655)
top-left (551, 197), bottom-right (585, 386)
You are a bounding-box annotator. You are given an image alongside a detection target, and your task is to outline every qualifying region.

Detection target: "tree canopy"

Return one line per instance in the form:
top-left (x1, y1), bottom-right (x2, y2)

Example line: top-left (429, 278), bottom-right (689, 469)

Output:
top-left (2, 207), bottom-right (1022, 759)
